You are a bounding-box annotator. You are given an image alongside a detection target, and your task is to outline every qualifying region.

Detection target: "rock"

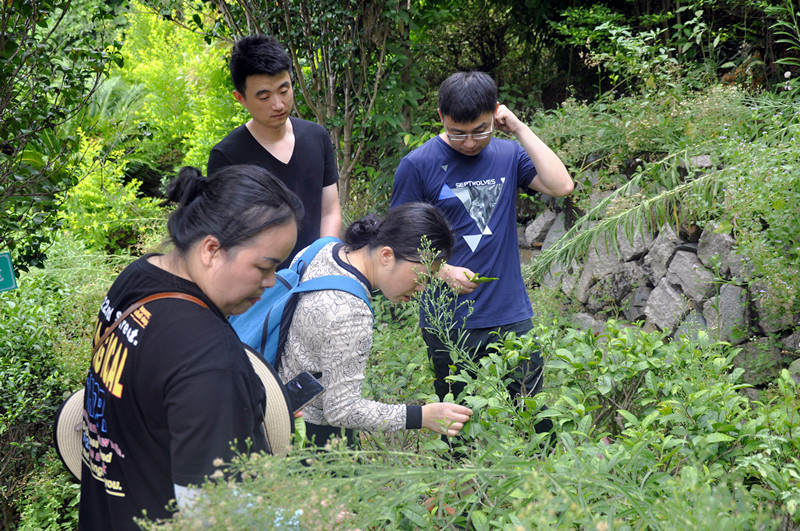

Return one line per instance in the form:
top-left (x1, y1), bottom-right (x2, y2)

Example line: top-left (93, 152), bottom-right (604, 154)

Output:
top-left (573, 312), bottom-right (606, 335)
top-left (644, 224), bottom-right (681, 285)
top-left (541, 212), bottom-right (567, 251)
top-left (674, 310), bottom-right (707, 342)
top-left (588, 189), bottom-right (613, 209)
top-left (782, 331), bottom-right (800, 355)
top-left (702, 284), bottom-right (750, 345)
top-left (733, 337), bottom-right (786, 387)
top-left (696, 223), bottom-right (748, 279)
top-left (623, 286), bottom-right (651, 322)
top-left (617, 222), bottom-right (654, 262)
top-left (519, 247), bottom-right (535, 266)
top-left (525, 209), bottom-right (557, 246)
top-left (645, 279), bottom-right (690, 332)
top-left (697, 225), bottom-right (736, 276)
top-left (788, 358), bottom-right (800, 385)
top-left (689, 154), bottom-right (713, 169)
top-left (573, 236), bottom-right (624, 304)
top-left (750, 281), bottom-right (797, 334)
top-left (665, 250), bottom-right (715, 303)
top-left (585, 262), bottom-right (649, 313)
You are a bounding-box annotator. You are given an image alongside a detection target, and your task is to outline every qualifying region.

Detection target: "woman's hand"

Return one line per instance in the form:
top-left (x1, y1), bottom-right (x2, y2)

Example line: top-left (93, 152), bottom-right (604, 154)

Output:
top-left (421, 403), bottom-right (474, 436)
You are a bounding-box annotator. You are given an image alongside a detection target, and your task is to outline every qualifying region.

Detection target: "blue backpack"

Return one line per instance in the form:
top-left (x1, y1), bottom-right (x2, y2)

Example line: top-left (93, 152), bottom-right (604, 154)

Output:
top-left (229, 237), bottom-right (373, 368)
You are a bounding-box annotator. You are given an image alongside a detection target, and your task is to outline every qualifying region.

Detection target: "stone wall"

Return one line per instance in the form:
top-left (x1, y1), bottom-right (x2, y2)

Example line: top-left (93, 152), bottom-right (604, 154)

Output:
top-left (520, 209), bottom-right (800, 389)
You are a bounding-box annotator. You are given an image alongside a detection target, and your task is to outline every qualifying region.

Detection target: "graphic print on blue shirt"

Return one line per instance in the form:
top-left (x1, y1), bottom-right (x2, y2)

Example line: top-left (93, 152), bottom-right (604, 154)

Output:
top-left (439, 176), bottom-right (505, 252)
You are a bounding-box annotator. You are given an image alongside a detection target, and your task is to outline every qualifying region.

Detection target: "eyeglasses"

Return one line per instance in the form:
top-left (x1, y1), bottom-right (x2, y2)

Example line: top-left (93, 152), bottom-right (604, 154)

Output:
top-left (444, 123), bottom-right (494, 142)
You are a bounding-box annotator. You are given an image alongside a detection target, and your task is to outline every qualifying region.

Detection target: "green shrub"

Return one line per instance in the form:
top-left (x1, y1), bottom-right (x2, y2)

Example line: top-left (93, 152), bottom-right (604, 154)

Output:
top-left (117, 2), bottom-right (246, 173)
top-left (58, 134), bottom-right (164, 254)
top-left (132, 302), bottom-right (798, 529)
top-left (0, 269), bottom-right (73, 527)
top-left (16, 455), bottom-right (80, 531)
top-left (1, 234), bottom-right (128, 528)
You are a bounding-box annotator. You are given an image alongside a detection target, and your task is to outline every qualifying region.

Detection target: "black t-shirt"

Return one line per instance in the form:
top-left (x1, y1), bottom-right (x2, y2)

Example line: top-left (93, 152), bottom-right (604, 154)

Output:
top-left (78, 256), bottom-right (269, 530)
top-left (207, 117), bottom-right (340, 268)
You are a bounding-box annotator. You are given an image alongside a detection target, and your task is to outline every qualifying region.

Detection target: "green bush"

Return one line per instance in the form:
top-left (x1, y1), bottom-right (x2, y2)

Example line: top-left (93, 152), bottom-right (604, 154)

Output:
top-left (116, 2), bottom-right (246, 174)
top-left (58, 135), bottom-right (164, 255)
top-left (0, 269), bottom-right (73, 527)
top-left (17, 456), bottom-right (80, 531)
top-left (2, 234), bottom-right (127, 528)
top-left (134, 317), bottom-right (798, 530)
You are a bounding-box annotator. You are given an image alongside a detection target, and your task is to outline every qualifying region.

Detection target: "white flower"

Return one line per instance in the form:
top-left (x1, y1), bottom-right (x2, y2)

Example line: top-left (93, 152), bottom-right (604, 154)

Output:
top-left (785, 71), bottom-right (792, 79)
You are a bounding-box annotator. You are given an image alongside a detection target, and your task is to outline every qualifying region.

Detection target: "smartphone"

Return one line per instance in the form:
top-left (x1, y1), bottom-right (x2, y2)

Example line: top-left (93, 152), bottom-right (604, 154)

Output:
top-left (285, 371), bottom-right (325, 413)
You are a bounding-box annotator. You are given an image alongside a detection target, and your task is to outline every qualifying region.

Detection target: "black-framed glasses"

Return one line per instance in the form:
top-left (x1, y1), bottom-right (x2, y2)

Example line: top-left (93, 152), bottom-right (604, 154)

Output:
top-left (444, 123), bottom-right (494, 142)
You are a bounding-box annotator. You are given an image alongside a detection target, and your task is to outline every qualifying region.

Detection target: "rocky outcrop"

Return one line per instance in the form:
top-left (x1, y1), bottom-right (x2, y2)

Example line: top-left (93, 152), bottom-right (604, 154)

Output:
top-left (520, 208), bottom-right (799, 388)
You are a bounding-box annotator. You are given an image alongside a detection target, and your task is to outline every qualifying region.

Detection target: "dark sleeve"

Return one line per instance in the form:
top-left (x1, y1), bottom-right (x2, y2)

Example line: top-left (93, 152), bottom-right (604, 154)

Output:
top-left (207, 147), bottom-right (234, 178)
top-left (390, 157), bottom-right (424, 209)
top-left (405, 405), bottom-right (422, 430)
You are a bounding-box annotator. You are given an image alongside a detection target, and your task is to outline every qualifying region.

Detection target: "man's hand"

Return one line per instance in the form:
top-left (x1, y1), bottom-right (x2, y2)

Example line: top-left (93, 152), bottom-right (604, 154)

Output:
top-left (439, 264), bottom-right (478, 294)
top-left (493, 103), bottom-right (524, 136)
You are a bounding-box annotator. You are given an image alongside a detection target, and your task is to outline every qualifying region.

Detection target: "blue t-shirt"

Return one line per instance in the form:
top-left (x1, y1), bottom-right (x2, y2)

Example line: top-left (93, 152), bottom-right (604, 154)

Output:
top-left (390, 135), bottom-right (537, 329)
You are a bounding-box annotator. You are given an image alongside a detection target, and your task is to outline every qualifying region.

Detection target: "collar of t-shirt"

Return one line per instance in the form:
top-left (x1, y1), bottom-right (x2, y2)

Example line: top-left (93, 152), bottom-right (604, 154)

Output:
top-left (332, 243), bottom-right (373, 293)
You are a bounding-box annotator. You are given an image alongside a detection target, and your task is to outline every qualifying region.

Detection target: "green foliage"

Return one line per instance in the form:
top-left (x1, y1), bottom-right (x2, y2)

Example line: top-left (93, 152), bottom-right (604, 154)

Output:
top-left (714, 101), bottom-right (800, 319)
top-left (551, 5), bottom-right (681, 94)
top-left (0, 0), bottom-right (124, 269)
top-left (17, 456), bottom-right (80, 531)
top-left (1, 233), bottom-right (125, 528)
top-left (116, 2), bottom-right (245, 174)
top-left (137, 319), bottom-right (799, 529)
top-left (530, 83), bottom-right (800, 322)
top-left (58, 134), bottom-right (164, 255)
top-left (768, 0), bottom-right (800, 71)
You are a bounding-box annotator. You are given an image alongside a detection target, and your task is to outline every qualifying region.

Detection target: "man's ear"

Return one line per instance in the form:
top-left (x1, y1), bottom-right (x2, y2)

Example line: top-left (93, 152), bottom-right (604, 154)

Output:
top-left (233, 90), bottom-right (246, 105)
top-left (437, 108), bottom-right (443, 123)
top-left (199, 235), bottom-right (223, 267)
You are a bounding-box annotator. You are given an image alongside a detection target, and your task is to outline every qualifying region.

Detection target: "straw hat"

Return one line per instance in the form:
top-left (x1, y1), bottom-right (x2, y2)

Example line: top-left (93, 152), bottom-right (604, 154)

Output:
top-left (53, 344), bottom-right (293, 480)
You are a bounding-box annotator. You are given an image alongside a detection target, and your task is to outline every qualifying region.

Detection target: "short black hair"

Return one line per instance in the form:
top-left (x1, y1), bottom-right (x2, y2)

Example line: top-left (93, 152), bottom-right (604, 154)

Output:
top-left (230, 35), bottom-right (293, 95)
top-left (438, 71), bottom-right (497, 123)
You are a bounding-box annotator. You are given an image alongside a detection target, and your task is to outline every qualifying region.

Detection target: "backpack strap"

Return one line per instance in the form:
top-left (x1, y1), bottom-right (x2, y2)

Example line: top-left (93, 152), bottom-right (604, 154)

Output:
top-left (292, 275), bottom-right (372, 311)
top-left (293, 237), bottom-right (342, 276)
top-left (93, 292), bottom-right (207, 355)
top-left (269, 274), bottom-right (374, 370)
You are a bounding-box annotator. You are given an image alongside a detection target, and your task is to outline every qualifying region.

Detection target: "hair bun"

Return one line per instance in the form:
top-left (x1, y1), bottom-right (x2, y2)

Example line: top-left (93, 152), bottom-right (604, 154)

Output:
top-left (343, 213), bottom-right (380, 248)
top-left (166, 166), bottom-right (208, 206)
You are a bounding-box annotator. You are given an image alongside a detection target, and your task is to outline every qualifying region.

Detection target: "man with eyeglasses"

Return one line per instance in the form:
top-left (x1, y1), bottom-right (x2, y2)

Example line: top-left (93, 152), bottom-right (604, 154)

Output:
top-left (390, 71), bottom-right (573, 446)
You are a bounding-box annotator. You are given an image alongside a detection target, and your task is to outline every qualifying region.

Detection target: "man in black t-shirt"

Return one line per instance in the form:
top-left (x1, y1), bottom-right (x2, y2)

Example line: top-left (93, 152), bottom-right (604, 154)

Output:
top-left (208, 35), bottom-right (341, 268)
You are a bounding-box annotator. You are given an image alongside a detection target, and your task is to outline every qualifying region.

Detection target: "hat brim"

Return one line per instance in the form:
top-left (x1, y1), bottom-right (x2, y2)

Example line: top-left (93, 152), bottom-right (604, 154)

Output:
top-left (53, 390), bottom-right (85, 480)
top-left (54, 343), bottom-right (293, 480)
top-left (243, 345), bottom-right (294, 456)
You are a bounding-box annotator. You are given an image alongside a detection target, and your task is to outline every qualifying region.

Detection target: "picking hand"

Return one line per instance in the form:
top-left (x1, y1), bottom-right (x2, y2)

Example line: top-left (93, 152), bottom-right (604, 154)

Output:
top-left (440, 264), bottom-right (478, 294)
top-left (421, 403), bottom-right (474, 437)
